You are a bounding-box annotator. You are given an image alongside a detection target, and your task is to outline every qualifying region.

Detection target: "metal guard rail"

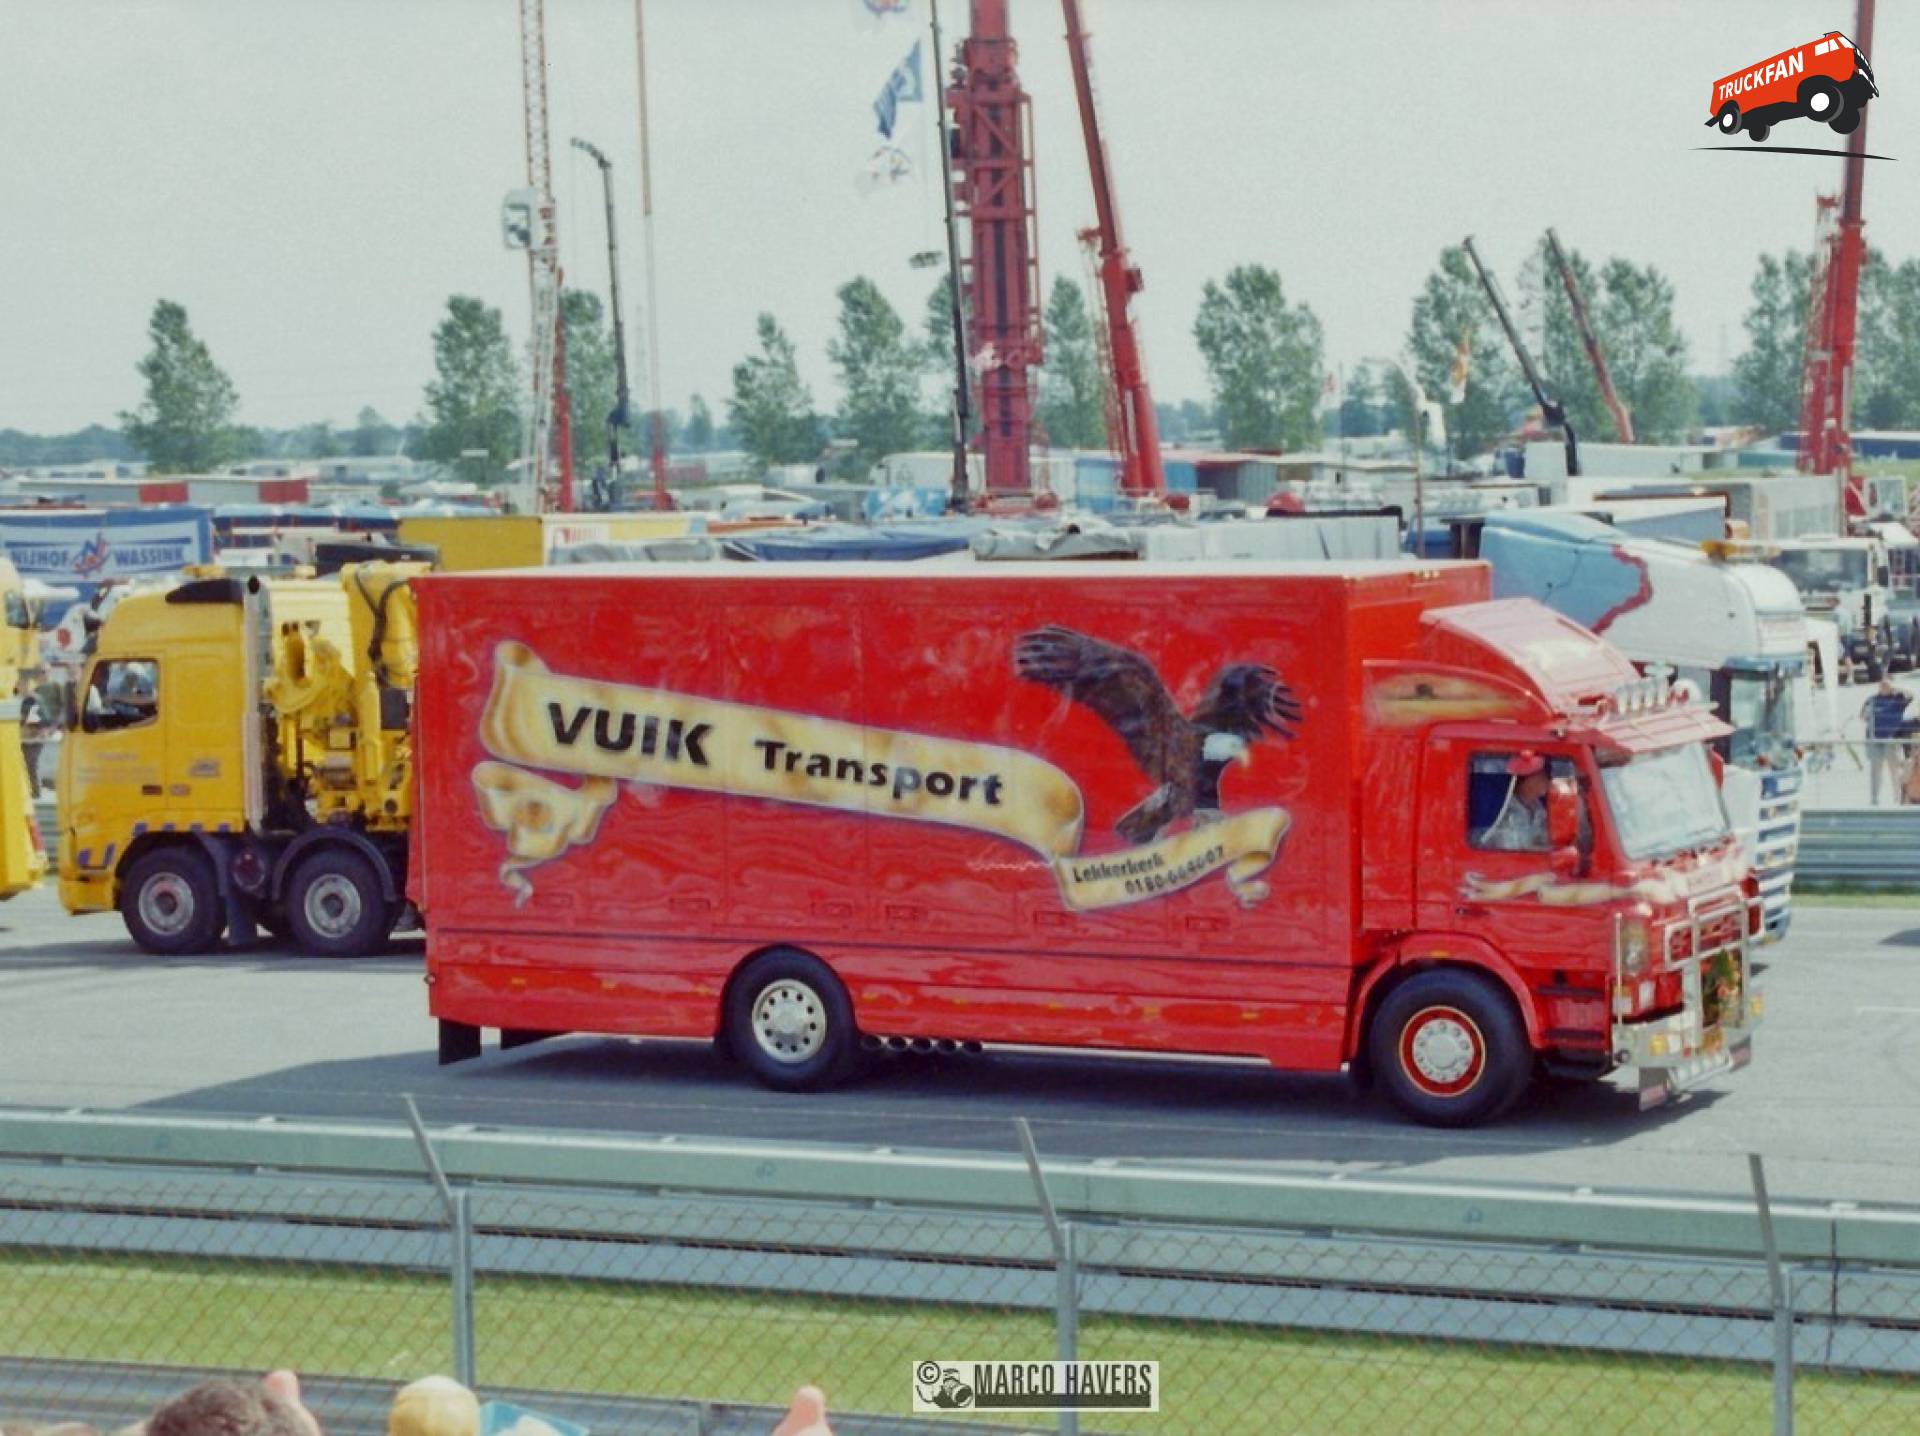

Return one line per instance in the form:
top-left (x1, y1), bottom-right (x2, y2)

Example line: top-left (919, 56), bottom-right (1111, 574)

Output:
top-left (0, 1109), bottom-right (1916, 1377)
top-left (1798, 808), bottom-right (1920, 887)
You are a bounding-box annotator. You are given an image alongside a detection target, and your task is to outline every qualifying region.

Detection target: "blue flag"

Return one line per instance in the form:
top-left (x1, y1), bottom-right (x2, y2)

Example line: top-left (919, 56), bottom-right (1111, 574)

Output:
top-left (874, 38), bottom-right (923, 138)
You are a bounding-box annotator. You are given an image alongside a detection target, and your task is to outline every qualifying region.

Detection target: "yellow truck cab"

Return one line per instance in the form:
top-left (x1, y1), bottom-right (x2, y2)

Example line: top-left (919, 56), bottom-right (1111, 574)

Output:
top-left (57, 564), bottom-right (423, 957)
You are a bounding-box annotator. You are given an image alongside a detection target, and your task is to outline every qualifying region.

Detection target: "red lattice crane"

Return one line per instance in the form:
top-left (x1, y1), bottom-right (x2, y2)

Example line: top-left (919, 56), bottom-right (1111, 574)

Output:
top-left (1062, 0), bottom-right (1162, 498)
top-left (1797, 0), bottom-right (1874, 523)
top-left (517, 0), bottom-right (575, 513)
top-left (946, 1), bottom-right (1042, 500)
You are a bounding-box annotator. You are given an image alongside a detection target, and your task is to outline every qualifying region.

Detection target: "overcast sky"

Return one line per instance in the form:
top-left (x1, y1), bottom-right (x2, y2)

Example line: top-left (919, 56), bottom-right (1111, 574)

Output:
top-left (0, 0), bottom-right (1911, 435)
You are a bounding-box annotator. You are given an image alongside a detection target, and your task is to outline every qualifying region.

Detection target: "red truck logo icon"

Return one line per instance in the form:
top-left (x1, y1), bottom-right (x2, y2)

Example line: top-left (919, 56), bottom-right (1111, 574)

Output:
top-left (1708, 31), bottom-right (1878, 142)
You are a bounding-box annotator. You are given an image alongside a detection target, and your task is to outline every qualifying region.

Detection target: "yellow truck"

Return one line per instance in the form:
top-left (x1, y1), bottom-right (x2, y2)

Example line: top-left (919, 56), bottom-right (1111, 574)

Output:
top-left (56, 563), bottom-right (425, 957)
top-left (0, 556), bottom-right (47, 900)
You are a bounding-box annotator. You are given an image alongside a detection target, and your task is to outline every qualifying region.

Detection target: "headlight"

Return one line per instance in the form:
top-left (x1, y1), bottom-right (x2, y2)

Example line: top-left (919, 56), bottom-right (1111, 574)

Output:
top-left (1621, 920), bottom-right (1651, 973)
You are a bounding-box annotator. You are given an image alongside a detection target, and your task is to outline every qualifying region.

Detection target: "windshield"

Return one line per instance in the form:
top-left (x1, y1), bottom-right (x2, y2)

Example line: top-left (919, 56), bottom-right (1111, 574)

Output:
top-left (1773, 548), bottom-right (1868, 595)
top-left (1600, 745), bottom-right (1730, 861)
top-left (1725, 666), bottom-right (1795, 769)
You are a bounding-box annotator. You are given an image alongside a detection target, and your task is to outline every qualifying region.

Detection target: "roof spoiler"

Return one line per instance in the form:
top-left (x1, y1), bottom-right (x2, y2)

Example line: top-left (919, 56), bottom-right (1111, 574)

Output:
top-left (164, 578), bottom-right (246, 606)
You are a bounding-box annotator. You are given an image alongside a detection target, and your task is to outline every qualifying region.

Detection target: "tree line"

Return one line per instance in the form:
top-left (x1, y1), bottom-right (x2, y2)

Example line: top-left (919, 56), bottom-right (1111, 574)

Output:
top-left (79, 236), bottom-right (1920, 481)
top-left (94, 295), bottom-right (720, 484)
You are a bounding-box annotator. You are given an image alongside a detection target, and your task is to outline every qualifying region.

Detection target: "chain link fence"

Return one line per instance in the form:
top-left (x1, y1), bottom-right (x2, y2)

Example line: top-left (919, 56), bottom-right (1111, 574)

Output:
top-left (0, 1124), bottom-right (1915, 1435)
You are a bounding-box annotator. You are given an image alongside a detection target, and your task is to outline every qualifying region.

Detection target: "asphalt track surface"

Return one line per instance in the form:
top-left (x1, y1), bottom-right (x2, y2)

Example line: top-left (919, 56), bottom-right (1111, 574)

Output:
top-left (2, 887), bottom-right (1916, 1207)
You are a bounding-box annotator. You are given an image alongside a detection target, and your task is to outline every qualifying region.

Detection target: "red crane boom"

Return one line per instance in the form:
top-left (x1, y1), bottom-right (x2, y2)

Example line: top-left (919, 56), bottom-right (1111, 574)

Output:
top-left (946, 1), bottom-right (1042, 500)
top-left (1061, 0), bottom-right (1162, 498)
top-left (1797, 0), bottom-right (1873, 522)
top-left (1545, 229), bottom-right (1633, 445)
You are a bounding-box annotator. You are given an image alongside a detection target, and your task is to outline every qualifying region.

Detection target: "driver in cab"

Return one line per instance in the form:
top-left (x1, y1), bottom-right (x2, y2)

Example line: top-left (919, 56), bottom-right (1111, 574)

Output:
top-left (1480, 751), bottom-right (1550, 852)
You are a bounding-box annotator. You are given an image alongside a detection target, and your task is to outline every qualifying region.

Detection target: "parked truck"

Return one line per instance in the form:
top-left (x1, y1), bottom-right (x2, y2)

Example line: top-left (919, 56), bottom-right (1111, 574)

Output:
top-left (1768, 534), bottom-right (1899, 678)
top-left (0, 557), bottom-right (47, 901)
top-left (1473, 512), bottom-right (1807, 939)
top-left (56, 563), bottom-right (427, 956)
top-left (411, 561), bottom-right (1760, 1126)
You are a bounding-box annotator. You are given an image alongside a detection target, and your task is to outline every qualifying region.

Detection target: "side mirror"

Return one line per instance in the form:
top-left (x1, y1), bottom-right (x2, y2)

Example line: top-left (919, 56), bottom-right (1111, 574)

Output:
top-left (1546, 778), bottom-right (1581, 875)
top-left (1545, 778), bottom-right (1579, 848)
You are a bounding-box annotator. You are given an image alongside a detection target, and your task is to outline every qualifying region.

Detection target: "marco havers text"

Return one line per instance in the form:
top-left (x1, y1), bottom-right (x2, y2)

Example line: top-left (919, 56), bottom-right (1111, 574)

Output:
top-left (754, 738), bottom-right (1005, 806)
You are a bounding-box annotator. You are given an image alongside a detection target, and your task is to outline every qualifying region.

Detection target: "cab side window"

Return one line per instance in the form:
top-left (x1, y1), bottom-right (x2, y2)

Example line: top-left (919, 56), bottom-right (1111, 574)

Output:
top-left (81, 658), bottom-right (159, 734)
top-left (1467, 752), bottom-right (1585, 854)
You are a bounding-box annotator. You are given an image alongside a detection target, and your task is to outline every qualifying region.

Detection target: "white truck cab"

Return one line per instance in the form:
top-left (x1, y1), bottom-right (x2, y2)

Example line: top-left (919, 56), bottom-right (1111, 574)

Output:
top-left (1769, 536), bottom-right (1894, 679)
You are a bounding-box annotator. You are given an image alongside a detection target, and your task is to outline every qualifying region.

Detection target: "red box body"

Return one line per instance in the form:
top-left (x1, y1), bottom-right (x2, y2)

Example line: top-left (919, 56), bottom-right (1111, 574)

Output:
top-left (411, 561), bottom-right (1494, 1072)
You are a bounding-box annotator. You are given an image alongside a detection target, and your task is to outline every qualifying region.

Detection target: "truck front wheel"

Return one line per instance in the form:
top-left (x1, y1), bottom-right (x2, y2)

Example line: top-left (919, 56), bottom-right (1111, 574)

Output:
top-left (1370, 969), bottom-right (1531, 1127)
top-left (725, 950), bottom-right (858, 1092)
top-left (121, 847), bottom-right (225, 956)
top-left (286, 847), bottom-right (394, 958)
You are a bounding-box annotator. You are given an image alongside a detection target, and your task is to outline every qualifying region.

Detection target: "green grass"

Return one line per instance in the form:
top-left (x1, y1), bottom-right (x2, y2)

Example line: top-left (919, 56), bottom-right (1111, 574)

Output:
top-left (1794, 887), bottom-right (1920, 908)
top-left (0, 1252), bottom-right (1915, 1433)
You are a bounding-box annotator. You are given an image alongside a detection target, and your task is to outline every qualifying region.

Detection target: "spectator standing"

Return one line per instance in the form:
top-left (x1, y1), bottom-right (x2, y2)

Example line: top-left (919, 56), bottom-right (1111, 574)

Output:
top-left (1860, 679), bottom-right (1915, 806)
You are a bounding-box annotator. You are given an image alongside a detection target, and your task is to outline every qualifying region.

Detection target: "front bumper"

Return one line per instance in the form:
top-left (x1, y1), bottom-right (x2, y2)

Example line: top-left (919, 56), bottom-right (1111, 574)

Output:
top-left (1611, 891), bottom-right (1761, 1109)
top-left (1614, 993), bottom-right (1762, 1109)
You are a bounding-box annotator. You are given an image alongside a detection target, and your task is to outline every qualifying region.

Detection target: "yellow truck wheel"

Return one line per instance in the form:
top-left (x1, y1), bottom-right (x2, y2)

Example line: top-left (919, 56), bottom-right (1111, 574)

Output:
top-left (285, 847), bottom-right (394, 959)
top-left (120, 847), bottom-right (224, 957)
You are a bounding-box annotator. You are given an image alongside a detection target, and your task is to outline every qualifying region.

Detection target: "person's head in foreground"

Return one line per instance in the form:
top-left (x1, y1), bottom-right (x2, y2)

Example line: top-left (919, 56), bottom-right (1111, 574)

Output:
top-left (137, 1373), bottom-right (320, 1436)
top-left (388, 1377), bottom-right (478, 1436)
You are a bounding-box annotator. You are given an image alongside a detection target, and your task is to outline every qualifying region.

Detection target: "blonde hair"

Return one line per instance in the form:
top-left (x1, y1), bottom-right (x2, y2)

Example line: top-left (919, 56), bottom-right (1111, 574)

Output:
top-left (387, 1377), bottom-right (479, 1436)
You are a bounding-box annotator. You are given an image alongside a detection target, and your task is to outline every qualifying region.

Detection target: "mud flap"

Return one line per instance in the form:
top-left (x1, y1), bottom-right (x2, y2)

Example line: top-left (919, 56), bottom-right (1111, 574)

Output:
top-left (438, 1020), bottom-right (482, 1065)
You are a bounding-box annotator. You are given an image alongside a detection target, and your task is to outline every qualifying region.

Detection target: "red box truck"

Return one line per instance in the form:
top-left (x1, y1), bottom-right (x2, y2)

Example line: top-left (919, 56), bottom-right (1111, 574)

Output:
top-left (411, 561), bottom-right (1760, 1126)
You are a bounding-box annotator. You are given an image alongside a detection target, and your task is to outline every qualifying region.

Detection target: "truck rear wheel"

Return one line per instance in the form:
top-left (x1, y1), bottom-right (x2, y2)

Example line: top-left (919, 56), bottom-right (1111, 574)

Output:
top-left (1369, 969), bottom-right (1531, 1127)
top-left (726, 950), bottom-right (858, 1092)
top-left (286, 847), bottom-right (393, 958)
top-left (121, 847), bottom-right (224, 957)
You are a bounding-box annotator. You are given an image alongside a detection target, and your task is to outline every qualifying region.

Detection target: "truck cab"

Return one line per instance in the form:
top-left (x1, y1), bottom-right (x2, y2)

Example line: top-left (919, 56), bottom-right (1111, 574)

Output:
top-left (1769, 535), bottom-right (1892, 678)
top-left (1362, 599), bottom-right (1761, 1116)
top-left (1477, 513), bottom-right (1805, 939)
top-left (57, 565), bottom-right (423, 957)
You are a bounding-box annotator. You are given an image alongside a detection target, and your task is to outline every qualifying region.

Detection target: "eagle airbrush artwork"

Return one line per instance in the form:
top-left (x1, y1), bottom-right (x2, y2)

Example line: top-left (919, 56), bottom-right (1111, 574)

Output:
top-left (468, 628), bottom-right (1300, 911)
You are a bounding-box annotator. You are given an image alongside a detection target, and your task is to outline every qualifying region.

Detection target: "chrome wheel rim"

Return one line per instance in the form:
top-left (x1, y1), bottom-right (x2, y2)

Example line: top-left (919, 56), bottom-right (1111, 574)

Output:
top-left (303, 873), bottom-right (364, 939)
top-left (752, 979), bottom-right (827, 1064)
top-left (138, 873), bottom-right (196, 937)
top-left (1400, 1005), bottom-right (1486, 1097)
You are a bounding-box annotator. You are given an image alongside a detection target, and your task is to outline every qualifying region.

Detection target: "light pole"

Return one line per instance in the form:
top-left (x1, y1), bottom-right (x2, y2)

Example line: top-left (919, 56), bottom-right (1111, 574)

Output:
top-left (1366, 355), bottom-right (1429, 556)
top-left (571, 137), bottom-right (631, 512)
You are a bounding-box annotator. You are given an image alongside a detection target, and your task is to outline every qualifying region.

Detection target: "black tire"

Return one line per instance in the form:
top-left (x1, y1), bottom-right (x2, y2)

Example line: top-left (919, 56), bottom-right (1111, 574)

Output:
top-left (1800, 77), bottom-right (1845, 126)
top-left (1715, 103), bottom-right (1740, 134)
top-left (1747, 122), bottom-right (1770, 143)
top-left (120, 846), bottom-right (224, 956)
top-left (285, 846), bottom-right (393, 958)
top-left (725, 949), bottom-right (858, 1092)
top-left (1830, 108), bottom-right (1862, 134)
top-left (1369, 968), bottom-right (1532, 1127)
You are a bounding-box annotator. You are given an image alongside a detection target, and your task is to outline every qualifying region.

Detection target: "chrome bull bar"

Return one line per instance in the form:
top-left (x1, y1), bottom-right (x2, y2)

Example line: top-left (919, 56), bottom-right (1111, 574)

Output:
top-left (1611, 888), bottom-right (1764, 1109)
